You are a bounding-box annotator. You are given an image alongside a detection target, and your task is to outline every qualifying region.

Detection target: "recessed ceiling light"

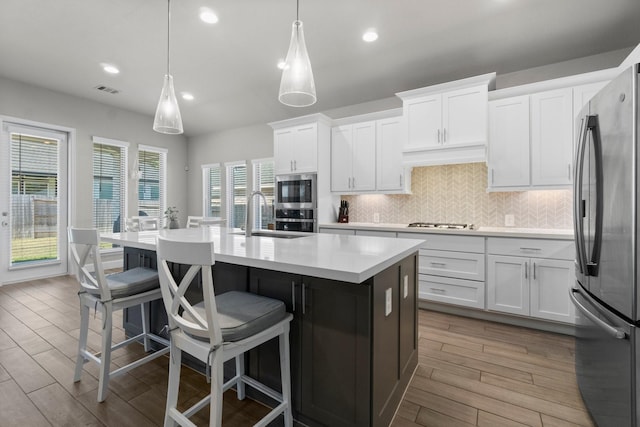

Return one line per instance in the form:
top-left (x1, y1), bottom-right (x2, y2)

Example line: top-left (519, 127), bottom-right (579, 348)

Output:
top-left (102, 64), bottom-right (120, 74)
top-left (277, 60), bottom-right (287, 70)
top-left (199, 7), bottom-right (219, 24)
top-left (181, 92), bottom-right (194, 101)
top-left (362, 30), bottom-right (378, 43)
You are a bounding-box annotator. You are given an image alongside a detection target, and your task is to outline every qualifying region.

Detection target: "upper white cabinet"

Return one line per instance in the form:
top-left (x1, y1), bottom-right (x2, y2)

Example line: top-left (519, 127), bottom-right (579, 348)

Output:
top-left (330, 110), bottom-right (409, 194)
top-left (488, 88), bottom-right (573, 190)
top-left (396, 73), bottom-right (496, 167)
top-left (376, 116), bottom-right (404, 191)
top-left (331, 122), bottom-right (376, 192)
top-left (487, 69), bottom-right (617, 191)
top-left (271, 114), bottom-right (332, 176)
top-left (530, 88), bottom-right (573, 187)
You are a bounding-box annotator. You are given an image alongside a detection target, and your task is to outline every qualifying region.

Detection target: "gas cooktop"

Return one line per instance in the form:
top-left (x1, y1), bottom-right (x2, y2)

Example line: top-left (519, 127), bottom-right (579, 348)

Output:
top-left (407, 222), bottom-right (474, 230)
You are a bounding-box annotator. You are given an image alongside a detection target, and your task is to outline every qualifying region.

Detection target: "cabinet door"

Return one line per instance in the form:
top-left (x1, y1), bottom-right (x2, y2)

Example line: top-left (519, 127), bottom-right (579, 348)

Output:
top-left (351, 121), bottom-right (376, 191)
top-left (293, 123), bottom-right (318, 173)
top-left (488, 96), bottom-right (530, 188)
top-left (530, 258), bottom-right (575, 323)
top-left (530, 88), bottom-right (573, 186)
top-left (442, 85), bottom-right (488, 146)
top-left (376, 117), bottom-right (404, 191)
top-left (487, 255), bottom-right (530, 316)
top-left (300, 277), bottom-right (370, 427)
top-left (274, 128), bottom-right (295, 174)
top-left (572, 81), bottom-right (608, 154)
top-left (403, 94), bottom-right (441, 150)
top-left (331, 125), bottom-right (353, 192)
top-left (248, 269), bottom-right (302, 412)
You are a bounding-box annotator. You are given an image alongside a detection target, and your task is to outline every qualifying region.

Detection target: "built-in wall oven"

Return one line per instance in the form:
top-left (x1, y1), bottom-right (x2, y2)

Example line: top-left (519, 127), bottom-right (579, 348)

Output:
top-left (275, 174), bottom-right (317, 232)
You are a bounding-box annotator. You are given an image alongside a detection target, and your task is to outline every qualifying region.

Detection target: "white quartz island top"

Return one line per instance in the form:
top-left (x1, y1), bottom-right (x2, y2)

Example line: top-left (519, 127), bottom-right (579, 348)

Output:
top-left (101, 227), bottom-right (424, 284)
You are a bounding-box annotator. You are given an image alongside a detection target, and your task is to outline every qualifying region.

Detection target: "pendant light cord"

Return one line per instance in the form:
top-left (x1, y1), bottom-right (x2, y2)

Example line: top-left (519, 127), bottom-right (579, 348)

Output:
top-left (166, 0), bottom-right (171, 75)
top-left (296, 0), bottom-right (299, 21)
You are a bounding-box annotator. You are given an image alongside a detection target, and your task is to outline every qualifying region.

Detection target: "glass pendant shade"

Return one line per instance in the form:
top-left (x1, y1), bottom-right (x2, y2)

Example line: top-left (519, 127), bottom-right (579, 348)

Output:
top-left (279, 20), bottom-right (316, 107)
top-left (153, 74), bottom-right (183, 134)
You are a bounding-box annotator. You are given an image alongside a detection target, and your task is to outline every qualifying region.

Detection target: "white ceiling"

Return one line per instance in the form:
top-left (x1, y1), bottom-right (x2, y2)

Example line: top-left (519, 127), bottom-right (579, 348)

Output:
top-left (1, 0), bottom-right (639, 137)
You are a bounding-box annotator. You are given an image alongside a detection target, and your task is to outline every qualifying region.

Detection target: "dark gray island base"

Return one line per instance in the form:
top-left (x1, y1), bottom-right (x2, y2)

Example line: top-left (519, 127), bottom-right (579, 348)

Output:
top-left (123, 246), bottom-right (418, 427)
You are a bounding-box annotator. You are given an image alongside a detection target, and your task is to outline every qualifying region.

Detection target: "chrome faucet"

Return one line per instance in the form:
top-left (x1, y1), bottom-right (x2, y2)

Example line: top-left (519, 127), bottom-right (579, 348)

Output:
top-left (246, 191), bottom-right (268, 237)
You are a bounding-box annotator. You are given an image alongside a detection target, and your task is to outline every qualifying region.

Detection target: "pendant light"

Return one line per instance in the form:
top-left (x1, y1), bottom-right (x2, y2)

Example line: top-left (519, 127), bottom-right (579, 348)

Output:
top-left (278, 0), bottom-right (316, 107)
top-left (153, 0), bottom-right (183, 134)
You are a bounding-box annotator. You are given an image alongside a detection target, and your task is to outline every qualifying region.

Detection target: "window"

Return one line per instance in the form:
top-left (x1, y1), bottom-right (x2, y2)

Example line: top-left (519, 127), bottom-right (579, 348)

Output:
top-left (202, 163), bottom-right (222, 217)
top-left (225, 162), bottom-right (247, 229)
top-left (137, 145), bottom-right (167, 222)
top-left (92, 136), bottom-right (128, 247)
top-left (252, 158), bottom-right (275, 229)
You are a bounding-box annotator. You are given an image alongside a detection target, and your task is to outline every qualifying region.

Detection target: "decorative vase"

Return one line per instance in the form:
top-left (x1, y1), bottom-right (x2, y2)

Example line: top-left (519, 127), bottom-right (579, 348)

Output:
top-left (169, 219), bottom-right (179, 229)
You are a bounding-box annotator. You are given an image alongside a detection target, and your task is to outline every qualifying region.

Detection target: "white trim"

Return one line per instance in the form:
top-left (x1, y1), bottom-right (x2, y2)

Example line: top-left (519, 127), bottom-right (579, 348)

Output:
top-left (92, 135), bottom-right (130, 148)
top-left (251, 157), bottom-right (274, 165)
top-left (201, 162), bottom-right (220, 170)
top-left (268, 113), bottom-right (332, 130)
top-left (138, 144), bottom-right (168, 154)
top-left (396, 72), bottom-right (497, 100)
top-left (224, 160), bottom-right (247, 168)
top-left (331, 108), bottom-right (402, 127)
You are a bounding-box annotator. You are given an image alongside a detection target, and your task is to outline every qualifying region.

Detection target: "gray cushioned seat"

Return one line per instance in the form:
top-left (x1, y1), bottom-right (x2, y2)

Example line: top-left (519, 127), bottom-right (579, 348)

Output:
top-left (187, 291), bottom-right (287, 342)
top-left (88, 267), bottom-right (160, 299)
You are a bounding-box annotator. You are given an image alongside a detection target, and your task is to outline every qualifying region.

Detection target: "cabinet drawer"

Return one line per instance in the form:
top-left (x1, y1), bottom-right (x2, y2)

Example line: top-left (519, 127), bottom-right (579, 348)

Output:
top-left (419, 275), bottom-right (485, 309)
top-left (355, 230), bottom-right (397, 238)
top-left (319, 228), bottom-right (355, 235)
top-left (487, 237), bottom-right (574, 260)
top-left (419, 249), bottom-right (484, 281)
top-left (397, 233), bottom-right (484, 253)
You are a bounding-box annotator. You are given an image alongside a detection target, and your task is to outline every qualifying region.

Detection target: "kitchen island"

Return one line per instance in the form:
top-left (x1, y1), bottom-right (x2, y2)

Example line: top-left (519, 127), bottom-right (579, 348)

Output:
top-left (101, 227), bottom-right (423, 427)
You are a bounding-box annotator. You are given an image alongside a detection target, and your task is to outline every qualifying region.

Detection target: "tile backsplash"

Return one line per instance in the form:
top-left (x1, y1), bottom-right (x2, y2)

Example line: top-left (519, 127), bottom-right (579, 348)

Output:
top-left (342, 163), bottom-right (572, 229)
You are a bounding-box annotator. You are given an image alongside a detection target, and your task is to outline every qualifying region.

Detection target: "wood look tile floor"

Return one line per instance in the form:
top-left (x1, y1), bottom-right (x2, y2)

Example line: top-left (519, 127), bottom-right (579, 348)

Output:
top-left (0, 275), bottom-right (594, 427)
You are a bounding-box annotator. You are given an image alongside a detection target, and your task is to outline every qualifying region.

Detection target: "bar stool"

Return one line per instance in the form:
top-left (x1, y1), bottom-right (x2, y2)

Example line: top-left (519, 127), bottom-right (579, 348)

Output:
top-left (156, 236), bottom-right (293, 427)
top-left (68, 227), bottom-right (169, 402)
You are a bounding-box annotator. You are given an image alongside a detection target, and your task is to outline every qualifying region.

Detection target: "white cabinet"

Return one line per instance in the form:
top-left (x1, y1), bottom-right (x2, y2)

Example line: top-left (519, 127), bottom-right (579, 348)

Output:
top-left (396, 73), bottom-right (495, 167)
top-left (398, 233), bottom-right (486, 309)
top-left (330, 111), bottom-right (408, 194)
top-left (274, 122), bottom-right (318, 175)
top-left (402, 85), bottom-right (488, 150)
top-left (488, 88), bottom-right (573, 190)
top-left (376, 117), bottom-right (404, 191)
top-left (487, 237), bottom-right (575, 323)
top-left (572, 81), bottom-right (609, 152)
top-left (530, 88), bottom-right (573, 186)
top-left (331, 122), bottom-right (376, 192)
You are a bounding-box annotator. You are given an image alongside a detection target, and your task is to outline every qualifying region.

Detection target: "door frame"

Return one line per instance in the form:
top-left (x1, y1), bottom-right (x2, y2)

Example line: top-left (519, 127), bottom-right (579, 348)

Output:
top-left (0, 115), bottom-right (76, 285)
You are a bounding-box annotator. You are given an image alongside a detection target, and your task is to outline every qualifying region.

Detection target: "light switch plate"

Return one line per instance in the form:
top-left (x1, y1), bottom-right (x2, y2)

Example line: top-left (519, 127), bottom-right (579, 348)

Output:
top-left (505, 214), bottom-right (515, 227)
top-left (373, 213), bottom-right (380, 223)
top-left (385, 288), bottom-right (392, 316)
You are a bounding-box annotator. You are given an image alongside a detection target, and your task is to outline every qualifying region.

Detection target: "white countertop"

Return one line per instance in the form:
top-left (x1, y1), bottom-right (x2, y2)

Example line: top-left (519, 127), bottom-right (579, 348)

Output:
top-left (319, 222), bottom-right (574, 240)
top-left (101, 227), bottom-right (423, 284)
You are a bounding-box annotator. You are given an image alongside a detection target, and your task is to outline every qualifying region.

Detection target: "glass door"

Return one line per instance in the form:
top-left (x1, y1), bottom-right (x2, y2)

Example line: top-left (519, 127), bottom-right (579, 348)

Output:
top-left (0, 122), bottom-right (68, 284)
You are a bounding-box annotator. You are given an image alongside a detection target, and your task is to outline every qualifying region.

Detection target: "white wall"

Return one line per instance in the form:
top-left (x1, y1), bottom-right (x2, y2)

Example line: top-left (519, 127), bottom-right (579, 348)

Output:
top-left (186, 123), bottom-right (272, 217)
top-left (0, 76), bottom-right (188, 228)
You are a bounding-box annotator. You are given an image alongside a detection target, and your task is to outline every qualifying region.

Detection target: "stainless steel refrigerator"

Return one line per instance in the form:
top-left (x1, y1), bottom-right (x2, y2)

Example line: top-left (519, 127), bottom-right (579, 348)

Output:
top-left (571, 64), bottom-right (640, 427)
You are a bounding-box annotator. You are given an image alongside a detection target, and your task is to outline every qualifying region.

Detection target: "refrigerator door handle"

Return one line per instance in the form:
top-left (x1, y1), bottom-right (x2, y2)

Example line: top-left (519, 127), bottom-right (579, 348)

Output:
top-left (586, 115), bottom-right (604, 277)
top-left (569, 287), bottom-right (626, 339)
top-left (573, 116), bottom-right (589, 275)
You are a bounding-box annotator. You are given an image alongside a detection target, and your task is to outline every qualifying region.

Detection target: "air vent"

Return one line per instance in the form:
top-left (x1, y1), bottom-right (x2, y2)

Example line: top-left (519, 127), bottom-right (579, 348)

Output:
top-left (94, 85), bottom-right (120, 94)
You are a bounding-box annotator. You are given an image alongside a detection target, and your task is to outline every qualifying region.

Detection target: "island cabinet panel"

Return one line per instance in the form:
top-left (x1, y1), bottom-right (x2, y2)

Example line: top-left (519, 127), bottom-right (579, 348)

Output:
top-left (300, 276), bottom-right (371, 427)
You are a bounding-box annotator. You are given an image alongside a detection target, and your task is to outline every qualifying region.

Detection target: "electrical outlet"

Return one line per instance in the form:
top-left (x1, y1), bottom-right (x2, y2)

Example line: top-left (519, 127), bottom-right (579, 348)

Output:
top-left (373, 212), bottom-right (380, 223)
top-left (385, 288), bottom-right (392, 316)
top-left (505, 214), bottom-right (515, 227)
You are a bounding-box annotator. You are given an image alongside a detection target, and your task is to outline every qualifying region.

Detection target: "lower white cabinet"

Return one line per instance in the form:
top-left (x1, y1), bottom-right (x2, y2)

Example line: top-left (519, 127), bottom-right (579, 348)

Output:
top-left (487, 238), bottom-right (575, 323)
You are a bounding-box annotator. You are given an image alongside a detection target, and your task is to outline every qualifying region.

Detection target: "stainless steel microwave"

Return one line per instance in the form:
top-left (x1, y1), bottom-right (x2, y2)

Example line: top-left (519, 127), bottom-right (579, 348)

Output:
top-left (275, 174), bottom-right (317, 232)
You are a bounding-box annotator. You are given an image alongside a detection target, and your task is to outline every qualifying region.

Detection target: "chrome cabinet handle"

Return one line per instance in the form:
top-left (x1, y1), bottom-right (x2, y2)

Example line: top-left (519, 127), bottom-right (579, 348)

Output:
top-left (570, 287), bottom-right (626, 339)
top-left (291, 281), bottom-right (296, 312)
top-left (437, 129), bottom-right (441, 143)
top-left (430, 288), bottom-right (446, 294)
top-left (491, 168), bottom-right (495, 184)
top-left (567, 163), bottom-right (571, 181)
top-left (290, 160), bottom-right (293, 171)
top-left (400, 174), bottom-right (403, 187)
top-left (524, 261), bottom-right (528, 279)
top-left (443, 128), bottom-right (447, 142)
top-left (302, 283), bottom-right (306, 314)
top-left (533, 262), bottom-right (536, 280)
top-left (430, 262), bottom-right (446, 267)
top-left (352, 177), bottom-right (356, 188)
top-left (519, 247), bottom-right (542, 252)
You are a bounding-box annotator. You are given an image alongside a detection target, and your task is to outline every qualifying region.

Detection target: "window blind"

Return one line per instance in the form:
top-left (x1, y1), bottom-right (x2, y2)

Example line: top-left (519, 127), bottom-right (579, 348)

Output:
top-left (252, 159), bottom-right (275, 229)
top-left (203, 164), bottom-right (222, 217)
top-left (10, 132), bottom-right (60, 264)
top-left (92, 140), bottom-right (127, 245)
top-left (225, 162), bottom-right (247, 229)
top-left (137, 146), bottom-right (166, 222)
